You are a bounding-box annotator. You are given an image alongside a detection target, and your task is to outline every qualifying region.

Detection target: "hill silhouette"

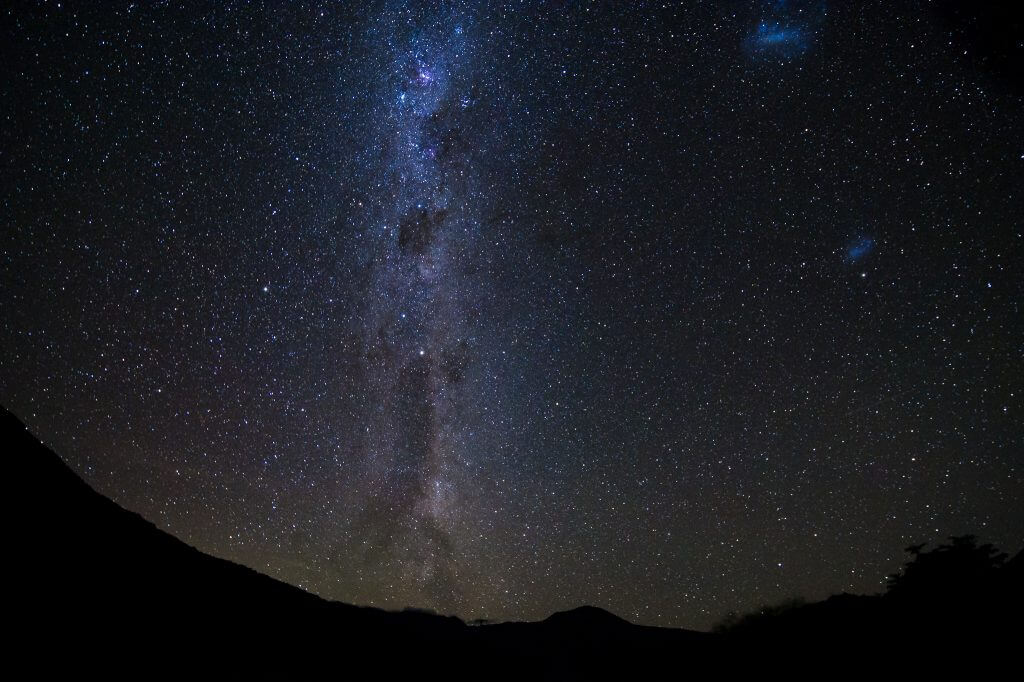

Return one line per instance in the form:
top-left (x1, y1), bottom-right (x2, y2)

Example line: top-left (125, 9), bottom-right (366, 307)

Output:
top-left (5, 405), bottom-right (707, 677)
top-left (6, 405), bottom-right (478, 672)
top-left (5, 404), bottom-right (1020, 677)
top-left (544, 605), bottom-right (633, 628)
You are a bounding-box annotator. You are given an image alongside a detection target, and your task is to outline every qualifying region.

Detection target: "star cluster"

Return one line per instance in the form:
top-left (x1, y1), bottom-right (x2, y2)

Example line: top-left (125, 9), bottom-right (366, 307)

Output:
top-left (2, 1), bottom-right (1021, 630)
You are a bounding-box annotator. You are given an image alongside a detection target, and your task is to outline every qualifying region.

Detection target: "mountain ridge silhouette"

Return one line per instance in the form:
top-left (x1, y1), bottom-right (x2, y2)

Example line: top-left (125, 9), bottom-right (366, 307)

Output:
top-left (5, 404), bottom-right (707, 676)
top-left (5, 404), bottom-right (1020, 677)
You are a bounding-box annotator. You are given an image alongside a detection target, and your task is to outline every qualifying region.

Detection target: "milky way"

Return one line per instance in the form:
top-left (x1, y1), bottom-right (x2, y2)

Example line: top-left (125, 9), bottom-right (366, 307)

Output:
top-left (2, 1), bottom-right (1022, 630)
top-left (350, 6), bottom-right (484, 608)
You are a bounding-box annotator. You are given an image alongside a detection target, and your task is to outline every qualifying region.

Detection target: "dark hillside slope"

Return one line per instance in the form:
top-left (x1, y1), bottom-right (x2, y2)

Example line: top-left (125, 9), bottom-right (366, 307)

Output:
top-left (4, 405), bottom-right (709, 677)
top-left (5, 406), bottom-right (468, 670)
top-left (9, 402), bottom-right (1016, 677)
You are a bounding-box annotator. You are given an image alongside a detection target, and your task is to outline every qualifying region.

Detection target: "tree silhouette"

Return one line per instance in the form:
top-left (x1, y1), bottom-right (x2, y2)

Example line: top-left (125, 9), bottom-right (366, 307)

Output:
top-left (885, 534), bottom-right (1008, 607)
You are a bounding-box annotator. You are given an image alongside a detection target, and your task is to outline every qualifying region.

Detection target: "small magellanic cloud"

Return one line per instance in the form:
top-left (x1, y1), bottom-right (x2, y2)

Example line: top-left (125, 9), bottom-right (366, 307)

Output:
top-left (845, 236), bottom-right (875, 263)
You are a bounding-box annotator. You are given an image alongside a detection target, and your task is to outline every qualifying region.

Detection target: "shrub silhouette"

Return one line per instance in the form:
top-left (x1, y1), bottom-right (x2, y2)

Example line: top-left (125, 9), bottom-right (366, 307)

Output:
top-left (714, 534), bottom-right (1019, 645)
top-left (885, 534), bottom-right (1008, 606)
top-left (712, 597), bottom-right (808, 634)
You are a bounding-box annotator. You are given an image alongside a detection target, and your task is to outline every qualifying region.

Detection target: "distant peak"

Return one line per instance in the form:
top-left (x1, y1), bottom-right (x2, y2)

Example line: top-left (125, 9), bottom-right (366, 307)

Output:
top-left (544, 605), bottom-right (630, 627)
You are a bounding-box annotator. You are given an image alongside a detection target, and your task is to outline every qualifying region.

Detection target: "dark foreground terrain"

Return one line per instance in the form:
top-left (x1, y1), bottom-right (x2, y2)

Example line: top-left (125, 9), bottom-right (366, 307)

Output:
top-left (6, 405), bottom-right (1020, 678)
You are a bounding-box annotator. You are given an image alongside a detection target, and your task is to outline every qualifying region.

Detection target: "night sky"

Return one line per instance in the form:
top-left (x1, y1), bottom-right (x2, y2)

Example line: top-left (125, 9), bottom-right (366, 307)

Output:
top-left (2, 1), bottom-right (1022, 630)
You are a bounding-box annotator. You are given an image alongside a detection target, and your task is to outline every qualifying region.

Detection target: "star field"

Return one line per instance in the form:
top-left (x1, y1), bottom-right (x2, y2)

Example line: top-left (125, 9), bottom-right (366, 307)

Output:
top-left (2, 1), bottom-right (1022, 630)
